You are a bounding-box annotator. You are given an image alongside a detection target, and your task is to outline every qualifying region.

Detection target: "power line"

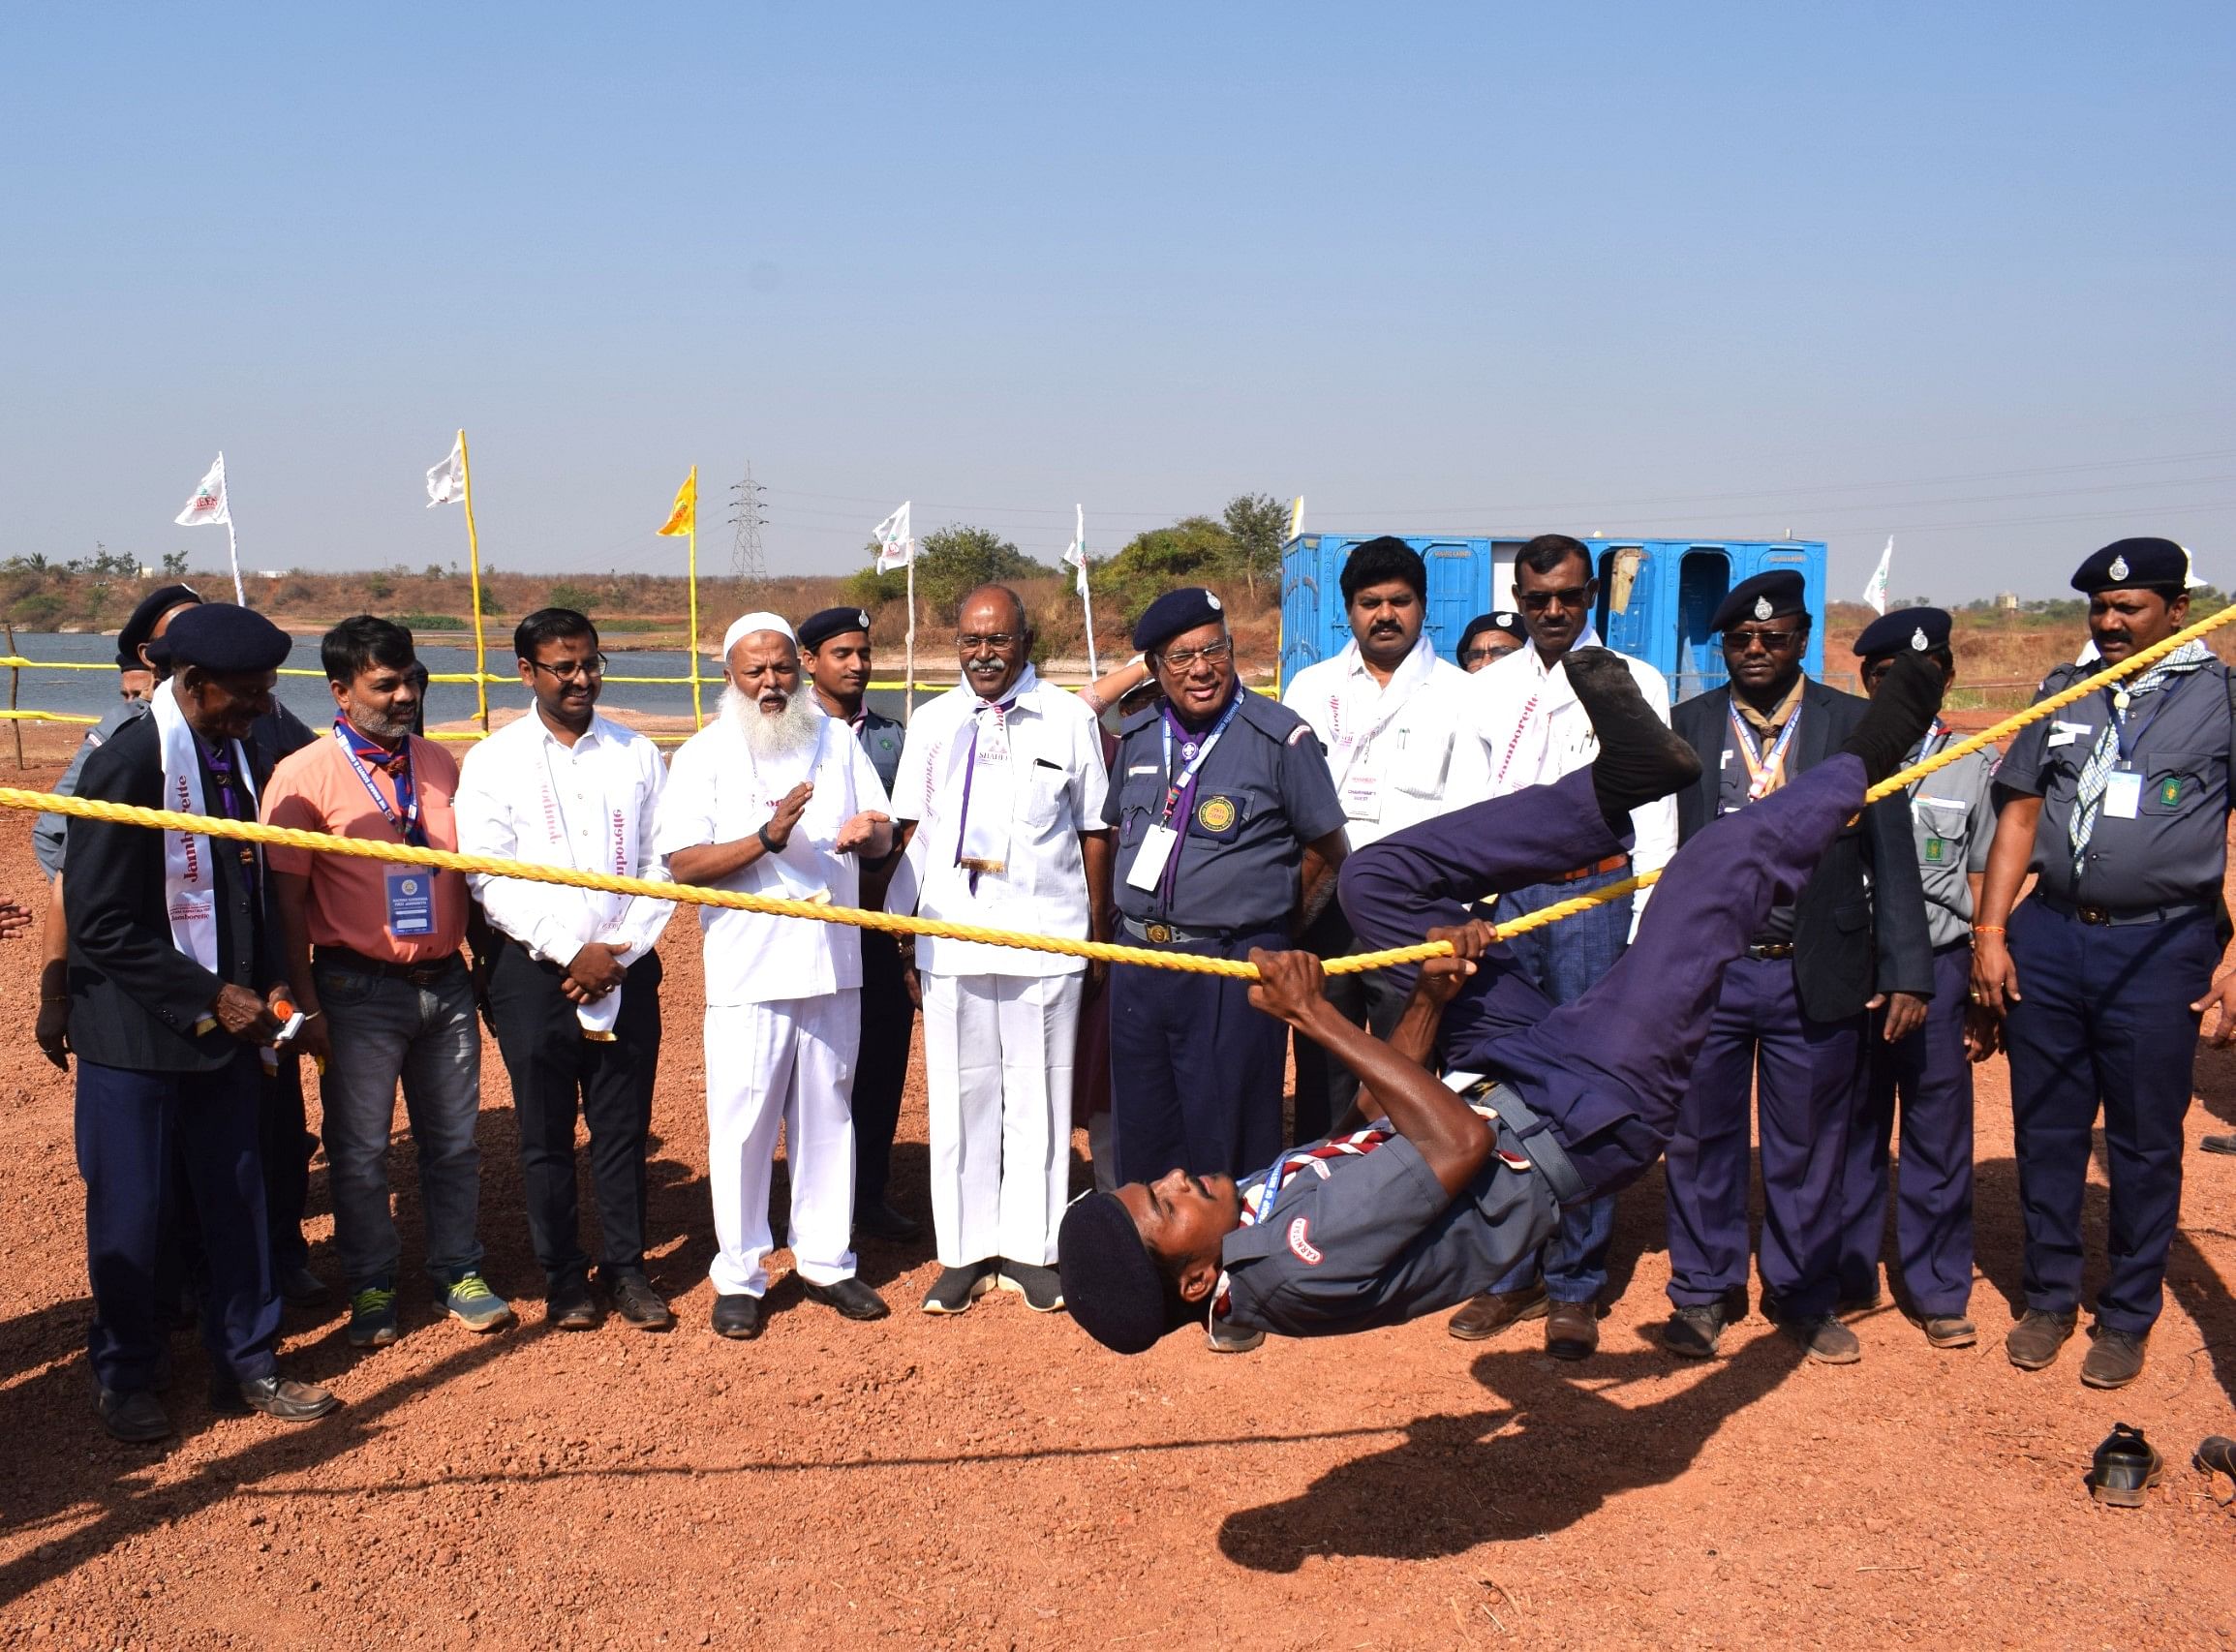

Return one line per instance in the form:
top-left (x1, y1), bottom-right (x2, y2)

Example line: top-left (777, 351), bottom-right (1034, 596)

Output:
top-left (727, 461), bottom-right (769, 590)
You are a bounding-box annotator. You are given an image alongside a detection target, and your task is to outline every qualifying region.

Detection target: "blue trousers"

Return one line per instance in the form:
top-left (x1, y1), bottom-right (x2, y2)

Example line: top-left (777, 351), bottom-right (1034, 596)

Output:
top-left (1110, 927), bottom-right (1288, 1184)
top-left (1664, 957), bottom-right (1867, 1321)
top-left (77, 1051), bottom-right (280, 1392)
top-left (1838, 941), bottom-right (1975, 1317)
top-left (1488, 865), bottom-right (1633, 1301)
top-left (2005, 899), bottom-right (2217, 1334)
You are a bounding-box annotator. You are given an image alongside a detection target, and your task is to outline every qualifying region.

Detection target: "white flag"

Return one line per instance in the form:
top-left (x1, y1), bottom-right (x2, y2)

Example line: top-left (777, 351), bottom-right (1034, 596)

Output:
top-left (426, 434), bottom-right (466, 507)
top-left (173, 453), bottom-right (230, 528)
top-left (873, 501), bottom-right (913, 571)
top-left (1060, 504), bottom-right (1088, 595)
top-left (1861, 535), bottom-right (1892, 616)
top-left (1288, 495), bottom-right (1305, 541)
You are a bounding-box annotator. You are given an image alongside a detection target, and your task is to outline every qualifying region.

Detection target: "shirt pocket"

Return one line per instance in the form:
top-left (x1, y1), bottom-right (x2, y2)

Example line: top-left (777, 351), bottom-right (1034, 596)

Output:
top-left (1187, 783), bottom-right (1271, 841)
top-left (1018, 756), bottom-right (1071, 830)
top-left (2141, 750), bottom-right (2217, 817)
top-left (1390, 723), bottom-right (1454, 798)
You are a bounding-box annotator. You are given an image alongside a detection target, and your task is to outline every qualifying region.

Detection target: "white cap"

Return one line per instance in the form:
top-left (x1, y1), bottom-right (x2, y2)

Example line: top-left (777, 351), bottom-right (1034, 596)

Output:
top-left (721, 611), bottom-right (796, 657)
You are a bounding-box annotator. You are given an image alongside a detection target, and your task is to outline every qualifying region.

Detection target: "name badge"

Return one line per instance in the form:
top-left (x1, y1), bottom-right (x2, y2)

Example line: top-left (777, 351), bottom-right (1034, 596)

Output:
top-left (1340, 767), bottom-right (1383, 821)
top-left (385, 866), bottom-right (436, 936)
top-left (2101, 770), bottom-right (2142, 821)
top-left (1127, 823), bottom-right (1179, 892)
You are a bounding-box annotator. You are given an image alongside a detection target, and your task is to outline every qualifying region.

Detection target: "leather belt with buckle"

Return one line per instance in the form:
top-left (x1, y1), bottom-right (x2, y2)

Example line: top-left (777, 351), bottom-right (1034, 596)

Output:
top-left (1557, 853), bottom-right (1632, 883)
top-left (2032, 891), bottom-right (2211, 929)
top-left (1745, 941), bottom-right (1795, 960)
top-left (314, 945), bottom-right (464, 988)
top-left (1120, 916), bottom-right (1229, 948)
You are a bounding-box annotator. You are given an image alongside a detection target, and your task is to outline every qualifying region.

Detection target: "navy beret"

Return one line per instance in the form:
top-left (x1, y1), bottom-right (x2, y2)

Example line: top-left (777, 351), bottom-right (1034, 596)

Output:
top-left (1458, 611), bottom-right (1526, 656)
top-left (1853, 606), bottom-right (1951, 660)
top-left (1132, 587), bottom-right (1227, 654)
top-left (798, 606), bottom-right (874, 655)
top-left (2070, 536), bottom-right (2190, 595)
top-left (115, 583), bottom-right (203, 671)
top-left (1710, 570), bottom-right (1809, 633)
top-left (1057, 1191), bottom-right (1180, 1355)
top-left (163, 602), bottom-right (291, 674)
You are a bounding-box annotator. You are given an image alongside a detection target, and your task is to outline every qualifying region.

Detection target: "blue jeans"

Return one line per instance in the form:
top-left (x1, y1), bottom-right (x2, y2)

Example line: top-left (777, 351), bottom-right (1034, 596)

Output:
top-left (316, 956), bottom-right (485, 1291)
top-left (1487, 865), bottom-right (1632, 1302)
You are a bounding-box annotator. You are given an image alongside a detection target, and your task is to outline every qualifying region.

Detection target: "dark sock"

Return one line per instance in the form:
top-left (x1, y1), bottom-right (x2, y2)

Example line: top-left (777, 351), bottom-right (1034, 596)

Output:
top-left (1568, 648), bottom-right (1703, 831)
top-left (1843, 652), bottom-right (1945, 784)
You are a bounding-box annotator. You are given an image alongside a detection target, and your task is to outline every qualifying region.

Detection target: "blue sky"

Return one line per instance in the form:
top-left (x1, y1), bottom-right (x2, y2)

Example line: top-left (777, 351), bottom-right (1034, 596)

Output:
top-left (2, 3), bottom-right (2229, 600)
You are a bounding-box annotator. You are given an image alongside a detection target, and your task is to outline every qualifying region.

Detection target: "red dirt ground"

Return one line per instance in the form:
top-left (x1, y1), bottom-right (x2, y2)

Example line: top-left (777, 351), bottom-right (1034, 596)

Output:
top-left (1, 723), bottom-right (2233, 1650)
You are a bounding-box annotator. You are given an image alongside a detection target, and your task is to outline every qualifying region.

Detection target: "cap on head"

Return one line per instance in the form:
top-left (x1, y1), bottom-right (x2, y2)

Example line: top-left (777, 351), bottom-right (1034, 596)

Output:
top-left (2070, 536), bottom-right (2189, 595)
top-left (1057, 1191), bottom-right (1179, 1355)
top-left (721, 610), bottom-right (797, 658)
top-left (1853, 605), bottom-right (1951, 661)
top-left (1132, 588), bottom-right (1225, 654)
top-left (115, 583), bottom-right (203, 671)
top-left (1458, 611), bottom-right (1526, 655)
top-left (1709, 570), bottom-right (1808, 633)
top-left (798, 606), bottom-right (873, 655)
top-left (163, 602), bottom-right (291, 675)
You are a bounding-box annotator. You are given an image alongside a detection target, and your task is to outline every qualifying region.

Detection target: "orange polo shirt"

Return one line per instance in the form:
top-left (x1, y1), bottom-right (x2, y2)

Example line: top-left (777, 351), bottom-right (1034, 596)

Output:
top-left (261, 729), bottom-right (468, 963)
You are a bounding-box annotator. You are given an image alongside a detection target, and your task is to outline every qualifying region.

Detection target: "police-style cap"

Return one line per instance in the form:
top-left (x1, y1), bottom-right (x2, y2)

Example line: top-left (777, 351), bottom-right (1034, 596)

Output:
top-left (798, 605), bottom-right (874, 654)
top-left (2070, 536), bottom-right (2190, 594)
top-left (1853, 605), bottom-right (1951, 661)
top-left (1057, 1191), bottom-right (1182, 1355)
top-left (115, 583), bottom-right (203, 671)
top-left (1132, 587), bottom-right (1226, 654)
top-left (1709, 569), bottom-right (1808, 633)
top-left (1458, 611), bottom-right (1526, 654)
top-left (161, 602), bottom-right (292, 674)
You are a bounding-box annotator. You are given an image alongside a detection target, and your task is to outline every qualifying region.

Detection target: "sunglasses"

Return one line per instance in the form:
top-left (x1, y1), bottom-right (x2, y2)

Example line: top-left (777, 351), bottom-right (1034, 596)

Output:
top-left (1516, 585), bottom-right (1592, 612)
top-left (1722, 627), bottom-right (1804, 653)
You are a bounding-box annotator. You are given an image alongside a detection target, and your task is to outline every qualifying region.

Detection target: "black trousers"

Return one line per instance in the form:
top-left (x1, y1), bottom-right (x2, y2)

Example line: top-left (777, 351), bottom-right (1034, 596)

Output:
top-left (488, 940), bottom-right (663, 1291)
top-left (260, 1054), bottom-right (314, 1271)
top-left (1289, 902), bottom-right (1412, 1144)
top-left (854, 932), bottom-right (916, 1208)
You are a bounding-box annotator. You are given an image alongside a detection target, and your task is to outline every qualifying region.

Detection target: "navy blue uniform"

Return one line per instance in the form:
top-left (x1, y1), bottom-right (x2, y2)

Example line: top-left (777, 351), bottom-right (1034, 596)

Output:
top-left (847, 705), bottom-right (914, 1213)
top-left (1232, 757), bottom-right (1876, 1335)
top-left (1997, 654), bottom-right (2235, 1334)
top-left (1101, 688), bottom-right (1345, 1182)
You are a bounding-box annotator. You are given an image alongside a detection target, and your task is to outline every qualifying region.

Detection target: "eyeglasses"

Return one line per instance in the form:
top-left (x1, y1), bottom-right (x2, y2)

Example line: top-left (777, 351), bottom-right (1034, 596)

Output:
top-left (957, 633), bottom-right (1021, 652)
top-left (1460, 645), bottom-right (1514, 667)
top-left (1516, 585), bottom-right (1591, 612)
top-left (1157, 638), bottom-right (1235, 670)
top-left (527, 653), bottom-right (609, 683)
top-left (1722, 628), bottom-right (1804, 653)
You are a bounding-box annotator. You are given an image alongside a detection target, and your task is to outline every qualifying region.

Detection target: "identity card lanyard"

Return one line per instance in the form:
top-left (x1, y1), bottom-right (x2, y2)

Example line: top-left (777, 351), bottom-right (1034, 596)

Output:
top-left (1728, 697), bottom-right (1802, 804)
top-left (333, 722), bottom-right (426, 847)
top-left (336, 721), bottom-right (436, 936)
top-left (1155, 693), bottom-right (1242, 902)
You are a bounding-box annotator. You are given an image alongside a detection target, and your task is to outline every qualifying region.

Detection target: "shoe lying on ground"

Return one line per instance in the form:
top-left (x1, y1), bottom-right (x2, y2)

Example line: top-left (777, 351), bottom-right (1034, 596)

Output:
top-left (441, 1272), bottom-right (514, 1333)
top-left (998, 1261), bottom-right (1064, 1313)
top-left (802, 1276), bottom-right (890, 1321)
top-left (2087, 1423), bottom-right (2162, 1508)
top-left (347, 1282), bottom-right (400, 1349)
top-left (854, 1201), bottom-right (922, 1242)
top-left (1448, 1282), bottom-right (1549, 1342)
top-left (922, 1262), bottom-right (997, 1315)
top-left (1208, 1316), bottom-right (1264, 1354)
top-left (2194, 1435), bottom-right (2236, 1505)
top-left (2005, 1307), bottom-right (2077, 1370)
top-left (213, 1374), bottom-right (341, 1423)
top-left (1545, 1300), bottom-right (1599, 1361)
top-left (711, 1293), bottom-right (763, 1340)
top-left (604, 1270), bottom-right (673, 1331)
top-left (546, 1280), bottom-right (600, 1331)
top-left (1919, 1314), bottom-right (1977, 1349)
top-left (2080, 1327), bottom-right (2148, 1390)
top-left (1779, 1313), bottom-right (1861, 1365)
top-left (97, 1388), bottom-right (172, 1444)
top-left (277, 1265), bottom-right (329, 1307)
top-left (1664, 1302), bottom-right (1729, 1360)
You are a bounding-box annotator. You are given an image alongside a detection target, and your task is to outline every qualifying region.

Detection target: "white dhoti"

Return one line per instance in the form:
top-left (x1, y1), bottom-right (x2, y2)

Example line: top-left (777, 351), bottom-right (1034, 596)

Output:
top-left (920, 972), bottom-right (1081, 1270)
top-left (703, 992), bottom-right (861, 1297)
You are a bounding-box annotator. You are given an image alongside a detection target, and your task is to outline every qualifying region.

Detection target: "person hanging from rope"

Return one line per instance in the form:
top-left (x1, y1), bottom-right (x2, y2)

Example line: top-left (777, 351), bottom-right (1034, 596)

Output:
top-left (1057, 647), bottom-right (1946, 1353)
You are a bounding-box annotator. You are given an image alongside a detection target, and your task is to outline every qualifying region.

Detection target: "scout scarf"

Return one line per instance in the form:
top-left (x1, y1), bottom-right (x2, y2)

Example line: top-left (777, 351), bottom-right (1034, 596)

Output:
top-left (1323, 637), bottom-right (1437, 796)
top-left (1729, 675), bottom-right (1806, 802)
top-left (533, 719), bottom-right (648, 1039)
top-left (2069, 638), bottom-right (2214, 872)
top-left (152, 679), bottom-right (259, 974)
top-left (950, 665), bottom-right (1038, 888)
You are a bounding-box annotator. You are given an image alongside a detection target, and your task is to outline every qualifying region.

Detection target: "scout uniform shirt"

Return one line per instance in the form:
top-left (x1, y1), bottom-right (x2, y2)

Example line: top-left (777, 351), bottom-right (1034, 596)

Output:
top-left (1101, 687), bottom-right (1347, 937)
top-left (849, 704), bottom-right (906, 795)
top-left (1901, 722), bottom-right (1998, 948)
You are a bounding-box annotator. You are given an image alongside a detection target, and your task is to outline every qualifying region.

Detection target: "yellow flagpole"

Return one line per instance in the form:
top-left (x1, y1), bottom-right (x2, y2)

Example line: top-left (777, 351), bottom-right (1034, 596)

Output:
top-left (458, 428), bottom-right (489, 731)
top-left (686, 465), bottom-right (703, 726)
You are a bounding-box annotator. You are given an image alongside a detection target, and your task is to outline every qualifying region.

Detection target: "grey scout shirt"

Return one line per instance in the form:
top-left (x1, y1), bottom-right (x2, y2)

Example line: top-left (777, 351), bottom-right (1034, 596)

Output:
top-left (1218, 1084), bottom-right (1560, 1338)
top-left (849, 705), bottom-right (906, 794)
top-left (1999, 659), bottom-right (2236, 911)
top-left (35, 699), bottom-right (148, 877)
top-left (1100, 688), bottom-right (1346, 934)
top-left (1903, 727), bottom-right (1998, 949)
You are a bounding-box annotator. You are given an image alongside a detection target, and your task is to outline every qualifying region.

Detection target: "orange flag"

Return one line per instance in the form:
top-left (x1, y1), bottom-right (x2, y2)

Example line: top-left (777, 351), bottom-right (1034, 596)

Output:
top-left (656, 466), bottom-right (696, 536)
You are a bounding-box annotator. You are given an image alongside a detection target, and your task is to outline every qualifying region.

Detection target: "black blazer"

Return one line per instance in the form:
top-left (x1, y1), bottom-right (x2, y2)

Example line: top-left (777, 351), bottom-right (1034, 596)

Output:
top-left (64, 711), bottom-right (295, 1073)
top-left (1671, 679), bottom-right (1934, 1023)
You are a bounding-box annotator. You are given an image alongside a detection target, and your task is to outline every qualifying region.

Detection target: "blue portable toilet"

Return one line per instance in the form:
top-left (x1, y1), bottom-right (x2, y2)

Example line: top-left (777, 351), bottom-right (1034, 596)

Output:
top-left (1280, 534), bottom-right (1827, 699)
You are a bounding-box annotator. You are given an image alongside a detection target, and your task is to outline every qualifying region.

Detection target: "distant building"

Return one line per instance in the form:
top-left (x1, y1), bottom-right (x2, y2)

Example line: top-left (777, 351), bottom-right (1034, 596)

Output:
top-left (1995, 591), bottom-right (2018, 611)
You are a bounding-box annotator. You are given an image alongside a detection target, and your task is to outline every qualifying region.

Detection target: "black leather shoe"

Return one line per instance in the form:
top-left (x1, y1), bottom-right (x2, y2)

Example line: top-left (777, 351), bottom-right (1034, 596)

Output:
top-left (2201, 1133), bottom-right (2236, 1155)
top-left (603, 1270), bottom-right (673, 1331)
top-left (2087, 1423), bottom-right (2162, 1508)
top-left (802, 1276), bottom-right (891, 1322)
top-left (2080, 1327), bottom-right (2148, 1390)
top-left (1664, 1302), bottom-right (1729, 1360)
top-left (2005, 1307), bottom-right (2078, 1370)
top-left (854, 1202), bottom-right (922, 1242)
top-left (276, 1265), bottom-right (329, 1307)
top-left (711, 1293), bottom-right (763, 1340)
top-left (2194, 1435), bottom-right (2236, 1505)
top-left (216, 1374), bottom-right (341, 1423)
top-left (546, 1280), bottom-right (600, 1331)
top-left (97, 1388), bottom-right (173, 1444)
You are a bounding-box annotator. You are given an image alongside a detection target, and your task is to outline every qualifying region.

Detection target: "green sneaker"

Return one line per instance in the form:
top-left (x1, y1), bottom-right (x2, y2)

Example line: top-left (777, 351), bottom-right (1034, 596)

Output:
top-left (441, 1272), bottom-right (514, 1333)
top-left (347, 1283), bottom-right (400, 1348)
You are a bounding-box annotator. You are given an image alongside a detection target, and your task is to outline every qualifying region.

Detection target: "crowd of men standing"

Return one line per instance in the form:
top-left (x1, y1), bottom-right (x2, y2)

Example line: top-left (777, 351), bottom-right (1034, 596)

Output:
top-left (36, 531), bottom-right (2235, 1442)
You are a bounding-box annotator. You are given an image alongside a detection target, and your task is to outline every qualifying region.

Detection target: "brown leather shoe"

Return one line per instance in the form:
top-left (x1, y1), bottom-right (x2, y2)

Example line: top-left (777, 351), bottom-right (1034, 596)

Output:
top-left (1448, 1283), bottom-right (1548, 1342)
top-left (1545, 1300), bottom-right (1600, 1361)
top-left (2080, 1327), bottom-right (2148, 1390)
top-left (2006, 1307), bottom-right (2078, 1370)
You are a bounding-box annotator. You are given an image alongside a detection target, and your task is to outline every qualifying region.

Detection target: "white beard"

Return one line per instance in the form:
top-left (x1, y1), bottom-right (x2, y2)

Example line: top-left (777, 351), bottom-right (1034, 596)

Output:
top-left (722, 683), bottom-right (823, 762)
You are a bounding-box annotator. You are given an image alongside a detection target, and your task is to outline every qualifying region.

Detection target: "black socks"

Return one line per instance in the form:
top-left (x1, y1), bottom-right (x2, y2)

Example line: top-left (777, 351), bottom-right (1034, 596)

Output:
top-left (1570, 648), bottom-right (1703, 831)
top-left (1842, 652), bottom-right (1945, 785)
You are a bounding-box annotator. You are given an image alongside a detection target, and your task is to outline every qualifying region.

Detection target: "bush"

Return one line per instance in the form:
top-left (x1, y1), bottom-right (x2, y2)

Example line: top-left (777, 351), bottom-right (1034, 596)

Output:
top-left (393, 613), bottom-right (468, 631)
top-left (9, 593), bottom-right (64, 629)
top-left (548, 581), bottom-right (597, 612)
top-left (1100, 515), bottom-right (1235, 624)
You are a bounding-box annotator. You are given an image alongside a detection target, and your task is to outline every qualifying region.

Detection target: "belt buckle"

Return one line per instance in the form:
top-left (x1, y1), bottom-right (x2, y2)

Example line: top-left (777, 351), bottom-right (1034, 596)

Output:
top-left (2078, 904), bottom-right (2111, 926)
top-left (1145, 922), bottom-right (1173, 945)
